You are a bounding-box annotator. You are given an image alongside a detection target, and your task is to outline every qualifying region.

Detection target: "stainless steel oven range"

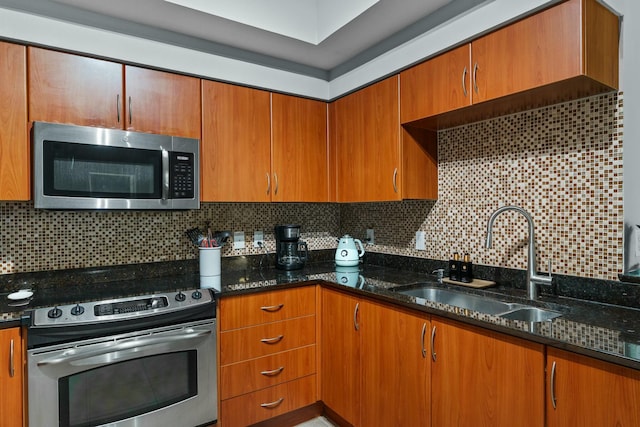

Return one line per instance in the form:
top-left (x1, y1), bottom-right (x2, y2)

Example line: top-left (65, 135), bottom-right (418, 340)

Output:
top-left (26, 289), bottom-right (217, 427)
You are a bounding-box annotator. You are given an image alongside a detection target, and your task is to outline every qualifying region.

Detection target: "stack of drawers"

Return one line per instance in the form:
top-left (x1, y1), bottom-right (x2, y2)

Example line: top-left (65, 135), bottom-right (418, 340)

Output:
top-left (219, 285), bottom-right (318, 426)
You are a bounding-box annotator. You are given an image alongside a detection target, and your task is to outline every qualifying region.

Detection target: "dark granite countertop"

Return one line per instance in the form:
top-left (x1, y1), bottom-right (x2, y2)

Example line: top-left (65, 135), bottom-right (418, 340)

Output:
top-left (2, 252), bottom-right (639, 370)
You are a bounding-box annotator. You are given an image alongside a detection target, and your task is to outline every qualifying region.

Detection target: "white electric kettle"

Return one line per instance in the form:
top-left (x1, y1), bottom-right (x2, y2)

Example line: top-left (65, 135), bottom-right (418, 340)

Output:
top-left (335, 234), bottom-right (365, 266)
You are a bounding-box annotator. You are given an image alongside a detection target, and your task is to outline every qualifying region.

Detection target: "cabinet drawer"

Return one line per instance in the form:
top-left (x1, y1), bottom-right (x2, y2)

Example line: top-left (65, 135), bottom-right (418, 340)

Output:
top-left (220, 375), bottom-right (317, 427)
top-left (220, 315), bottom-right (316, 365)
top-left (220, 286), bottom-right (316, 331)
top-left (220, 345), bottom-right (316, 400)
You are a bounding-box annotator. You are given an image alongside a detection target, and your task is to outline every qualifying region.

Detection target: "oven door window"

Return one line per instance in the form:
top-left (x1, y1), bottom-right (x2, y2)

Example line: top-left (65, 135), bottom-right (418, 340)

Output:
top-left (43, 141), bottom-right (162, 199)
top-left (58, 351), bottom-right (197, 427)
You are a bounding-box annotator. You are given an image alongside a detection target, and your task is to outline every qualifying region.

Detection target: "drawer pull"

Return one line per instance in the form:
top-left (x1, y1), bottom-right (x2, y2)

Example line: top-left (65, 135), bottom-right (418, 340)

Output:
top-left (260, 304), bottom-right (284, 312)
top-left (260, 397), bottom-right (284, 408)
top-left (260, 335), bottom-right (284, 344)
top-left (260, 366), bottom-right (285, 376)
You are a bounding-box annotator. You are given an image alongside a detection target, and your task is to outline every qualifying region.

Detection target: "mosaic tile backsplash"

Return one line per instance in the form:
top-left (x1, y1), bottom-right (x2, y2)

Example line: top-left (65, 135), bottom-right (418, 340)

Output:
top-left (0, 92), bottom-right (623, 280)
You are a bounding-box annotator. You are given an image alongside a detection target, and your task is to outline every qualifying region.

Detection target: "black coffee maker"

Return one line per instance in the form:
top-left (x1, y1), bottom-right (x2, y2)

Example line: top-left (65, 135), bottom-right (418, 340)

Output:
top-left (274, 224), bottom-right (308, 270)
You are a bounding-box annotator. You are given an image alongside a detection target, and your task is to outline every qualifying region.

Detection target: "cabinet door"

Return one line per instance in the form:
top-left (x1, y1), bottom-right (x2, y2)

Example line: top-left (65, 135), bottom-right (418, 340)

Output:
top-left (472, 0), bottom-right (584, 104)
top-left (0, 42), bottom-right (28, 200)
top-left (400, 44), bottom-right (472, 123)
top-left (201, 81), bottom-right (271, 202)
top-left (0, 328), bottom-right (23, 427)
top-left (124, 66), bottom-right (201, 138)
top-left (431, 318), bottom-right (544, 427)
top-left (547, 348), bottom-right (640, 427)
top-left (28, 47), bottom-right (123, 128)
top-left (361, 300), bottom-right (430, 426)
top-left (271, 94), bottom-right (328, 202)
top-left (331, 76), bottom-right (401, 202)
top-left (320, 288), bottom-right (360, 426)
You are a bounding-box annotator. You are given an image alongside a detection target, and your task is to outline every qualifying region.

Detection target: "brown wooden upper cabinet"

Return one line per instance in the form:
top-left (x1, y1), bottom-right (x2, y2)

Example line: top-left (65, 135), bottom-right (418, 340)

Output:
top-left (331, 76), bottom-right (437, 202)
top-left (202, 80), bottom-right (329, 202)
top-left (271, 93), bottom-right (329, 202)
top-left (0, 42), bottom-right (29, 201)
top-left (28, 47), bottom-right (201, 139)
top-left (401, 0), bottom-right (619, 127)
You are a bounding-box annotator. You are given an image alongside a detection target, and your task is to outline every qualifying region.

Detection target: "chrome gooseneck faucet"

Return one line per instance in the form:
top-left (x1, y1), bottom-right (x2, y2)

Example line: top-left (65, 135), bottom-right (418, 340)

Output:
top-left (485, 206), bottom-right (552, 300)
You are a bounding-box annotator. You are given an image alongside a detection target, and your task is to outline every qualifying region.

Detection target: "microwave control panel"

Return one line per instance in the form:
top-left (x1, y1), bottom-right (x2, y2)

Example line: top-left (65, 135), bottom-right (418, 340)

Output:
top-left (170, 152), bottom-right (195, 199)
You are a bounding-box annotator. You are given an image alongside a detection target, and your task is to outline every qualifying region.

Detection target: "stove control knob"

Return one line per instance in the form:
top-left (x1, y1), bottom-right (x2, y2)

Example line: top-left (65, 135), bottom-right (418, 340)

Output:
top-left (191, 290), bottom-right (202, 300)
top-left (175, 292), bottom-right (186, 302)
top-left (71, 304), bottom-right (85, 316)
top-left (47, 307), bottom-right (63, 319)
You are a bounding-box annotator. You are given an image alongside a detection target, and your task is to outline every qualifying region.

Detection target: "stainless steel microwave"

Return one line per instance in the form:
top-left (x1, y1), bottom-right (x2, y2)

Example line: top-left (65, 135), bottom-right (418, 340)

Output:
top-left (32, 122), bottom-right (200, 210)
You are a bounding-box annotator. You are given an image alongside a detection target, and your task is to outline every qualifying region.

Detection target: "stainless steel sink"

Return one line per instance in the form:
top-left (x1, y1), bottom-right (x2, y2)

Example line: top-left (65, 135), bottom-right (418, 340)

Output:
top-left (393, 284), bottom-right (564, 322)
top-left (499, 307), bottom-right (563, 322)
top-left (394, 286), bottom-right (525, 316)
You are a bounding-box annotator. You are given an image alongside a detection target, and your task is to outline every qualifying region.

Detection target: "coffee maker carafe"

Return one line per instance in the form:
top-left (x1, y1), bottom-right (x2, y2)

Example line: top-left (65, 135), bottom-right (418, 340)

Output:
top-left (275, 224), bottom-right (308, 270)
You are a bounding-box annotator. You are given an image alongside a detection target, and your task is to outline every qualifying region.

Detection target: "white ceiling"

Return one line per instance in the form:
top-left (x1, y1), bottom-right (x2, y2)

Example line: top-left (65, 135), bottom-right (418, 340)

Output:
top-left (10, 0), bottom-right (485, 77)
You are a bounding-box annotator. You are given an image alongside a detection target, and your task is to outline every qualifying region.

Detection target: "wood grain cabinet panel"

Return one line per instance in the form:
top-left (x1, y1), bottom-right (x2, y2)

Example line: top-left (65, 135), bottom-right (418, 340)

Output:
top-left (201, 80), bottom-right (271, 202)
top-left (431, 317), bottom-right (544, 427)
top-left (360, 300), bottom-right (430, 427)
top-left (547, 348), bottom-right (640, 427)
top-left (219, 286), bottom-right (316, 331)
top-left (124, 66), bottom-right (201, 139)
top-left (0, 328), bottom-right (23, 427)
top-left (28, 46), bottom-right (123, 129)
top-left (220, 375), bottom-right (316, 427)
top-left (400, 0), bottom-right (618, 128)
top-left (219, 345), bottom-right (316, 400)
top-left (0, 42), bottom-right (28, 201)
top-left (220, 315), bottom-right (316, 365)
top-left (271, 94), bottom-right (328, 202)
top-left (331, 76), bottom-right (401, 202)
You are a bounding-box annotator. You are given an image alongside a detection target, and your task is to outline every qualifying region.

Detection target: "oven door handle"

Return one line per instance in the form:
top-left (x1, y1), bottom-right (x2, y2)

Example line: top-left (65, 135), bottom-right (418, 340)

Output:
top-left (37, 328), bottom-right (212, 369)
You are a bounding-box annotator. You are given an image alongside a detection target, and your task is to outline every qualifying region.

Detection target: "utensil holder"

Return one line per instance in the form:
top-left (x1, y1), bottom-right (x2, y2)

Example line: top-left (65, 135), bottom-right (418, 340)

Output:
top-left (199, 247), bottom-right (221, 290)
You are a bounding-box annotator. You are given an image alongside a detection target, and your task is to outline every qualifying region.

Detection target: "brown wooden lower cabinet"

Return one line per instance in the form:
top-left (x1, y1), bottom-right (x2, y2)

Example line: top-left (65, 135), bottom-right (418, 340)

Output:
top-left (431, 317), bottom-right (545, 427)
top-left (221, 375), bottom-right (316, 427)
top-left (0, 327), bottom-right (23, 427)
top-left (546, 347), bottom-right (640, 427)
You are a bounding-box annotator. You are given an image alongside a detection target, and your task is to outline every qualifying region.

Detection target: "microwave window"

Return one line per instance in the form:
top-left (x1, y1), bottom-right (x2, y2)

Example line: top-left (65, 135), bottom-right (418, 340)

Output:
top-left (43, 141), bottom-right (162, 198)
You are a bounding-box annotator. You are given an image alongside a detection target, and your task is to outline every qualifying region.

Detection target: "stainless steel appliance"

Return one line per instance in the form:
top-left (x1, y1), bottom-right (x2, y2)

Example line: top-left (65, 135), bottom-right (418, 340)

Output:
top-left (26, 289), bottom-right (217, 427)
top-left (274, 224), bottom-right (308, 270)
top-left (32, 121), bottom-right (199, 210)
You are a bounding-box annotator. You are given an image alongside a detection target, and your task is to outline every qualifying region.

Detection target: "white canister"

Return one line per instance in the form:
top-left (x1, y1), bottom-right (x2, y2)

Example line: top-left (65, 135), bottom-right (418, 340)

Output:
top-left (199, 246), bottom-right (221, 276)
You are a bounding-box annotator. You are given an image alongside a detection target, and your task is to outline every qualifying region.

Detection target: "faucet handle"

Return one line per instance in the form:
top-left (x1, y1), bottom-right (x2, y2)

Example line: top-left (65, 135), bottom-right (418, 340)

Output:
top-left (432, 268), bottom-right (445, 281)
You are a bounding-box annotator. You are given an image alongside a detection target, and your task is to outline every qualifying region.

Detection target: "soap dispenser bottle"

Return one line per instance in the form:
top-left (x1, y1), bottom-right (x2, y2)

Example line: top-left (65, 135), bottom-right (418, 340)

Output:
top-left (449, 252), bottom-right (461, 281)
top-left (460, 253), bottom-right (473, 283)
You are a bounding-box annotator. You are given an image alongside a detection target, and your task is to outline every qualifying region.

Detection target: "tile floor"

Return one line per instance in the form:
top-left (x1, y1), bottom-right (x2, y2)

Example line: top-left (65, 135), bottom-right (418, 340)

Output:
top-left (294, 416), bottom-right (336, 427)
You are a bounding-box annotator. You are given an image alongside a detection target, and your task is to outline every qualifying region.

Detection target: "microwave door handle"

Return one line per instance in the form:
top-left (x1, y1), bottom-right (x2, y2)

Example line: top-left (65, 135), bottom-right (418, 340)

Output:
top-left (162, 149), bottom-right (170, 201)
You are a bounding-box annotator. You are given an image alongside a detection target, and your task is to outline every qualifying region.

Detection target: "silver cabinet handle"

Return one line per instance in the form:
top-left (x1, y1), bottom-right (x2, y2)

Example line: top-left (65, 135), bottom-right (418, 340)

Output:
top-left (260, 335), bottom-right (284, 344)
top-left (353, 302), bottom-right (360, 331)
top-left (116, 94), bottom-right (121, 123)
top-left (274, 173), bottom-right (279, 195)
top-left (550, 360), bottom-right (557, 409)
top-left (260, 366), bottom-right (285, 376)
top-left (462, 66), bottom-right (468, 97)
top-left (266, 173), bottom-right (271, 195)
top-left (392, 168), bottom-right (398, 193)
top-left (260, 304), bottom-right (284, 312)
top-left (430, 325), bottom-right (437, 362)
top-left (421, 323), bottom-right (427, 358)
top-left (260, 397), bottom-right (284, 408)
top-left (128, 96), bottom-right (132, 125)
top-left (472, 62), bottom-right (479, 94)
top-left (9, 339), bottom-right (15, 378)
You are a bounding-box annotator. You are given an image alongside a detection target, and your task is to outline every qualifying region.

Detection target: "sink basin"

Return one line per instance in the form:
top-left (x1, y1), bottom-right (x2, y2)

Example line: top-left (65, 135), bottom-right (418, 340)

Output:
top-left (393, 284), bottom-right (565, 322)
top-left (499, 307), bottom-right (563, 322)
top-left (393, 285), bottom-right (524, 316)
